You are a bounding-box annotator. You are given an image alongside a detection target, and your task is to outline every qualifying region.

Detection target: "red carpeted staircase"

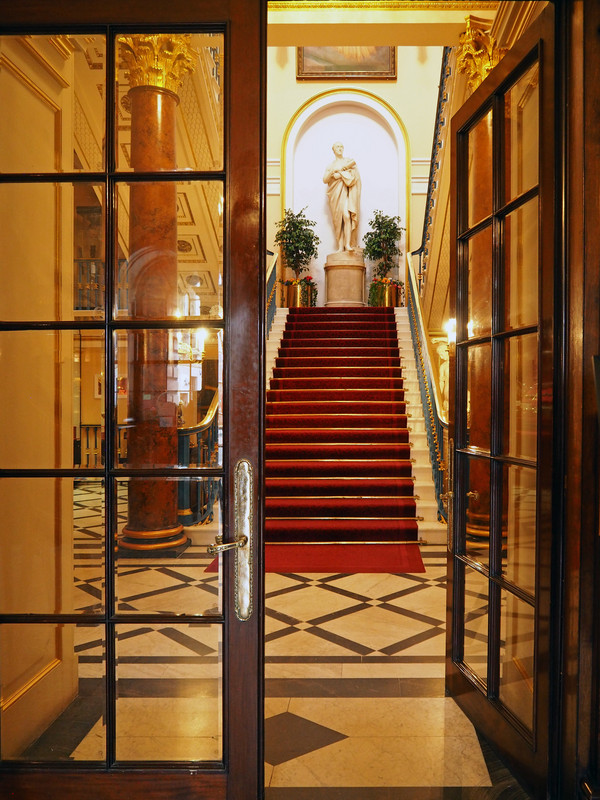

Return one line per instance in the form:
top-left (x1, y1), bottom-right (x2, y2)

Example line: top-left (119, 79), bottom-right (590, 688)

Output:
top-left (265, 306), bottom-right (419, 544)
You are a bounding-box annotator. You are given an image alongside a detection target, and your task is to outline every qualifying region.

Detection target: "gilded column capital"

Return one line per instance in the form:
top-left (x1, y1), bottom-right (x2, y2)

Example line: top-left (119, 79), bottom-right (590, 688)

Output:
top-left (118, 34), bottom-right (197, 95)
top-left (456, 15), bottom-right (506, 94)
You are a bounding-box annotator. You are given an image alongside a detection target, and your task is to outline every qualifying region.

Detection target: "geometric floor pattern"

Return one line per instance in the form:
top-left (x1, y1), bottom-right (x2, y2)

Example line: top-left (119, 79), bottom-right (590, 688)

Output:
top-left (264, 550), bottom-right (534, 798)
top-left (41, 481), bottom-right (533, 795)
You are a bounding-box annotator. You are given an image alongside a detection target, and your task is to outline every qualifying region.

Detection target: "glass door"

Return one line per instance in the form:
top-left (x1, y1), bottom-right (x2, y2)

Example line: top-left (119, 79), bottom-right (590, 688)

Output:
top-left (0, 2), bottom-right (264, 798)
top-left (446, 9), bottom-right (556, 796)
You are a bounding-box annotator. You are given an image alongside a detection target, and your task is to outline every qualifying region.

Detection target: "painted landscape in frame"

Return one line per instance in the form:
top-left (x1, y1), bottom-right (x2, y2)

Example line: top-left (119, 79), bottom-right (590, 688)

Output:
top-left (297, 46), bottom-right (396, 80)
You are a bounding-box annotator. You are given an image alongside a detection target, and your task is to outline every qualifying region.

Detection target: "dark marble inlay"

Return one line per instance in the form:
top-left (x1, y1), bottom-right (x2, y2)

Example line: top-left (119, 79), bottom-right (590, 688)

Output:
top-left (265, 677), bottom-right (446, 698)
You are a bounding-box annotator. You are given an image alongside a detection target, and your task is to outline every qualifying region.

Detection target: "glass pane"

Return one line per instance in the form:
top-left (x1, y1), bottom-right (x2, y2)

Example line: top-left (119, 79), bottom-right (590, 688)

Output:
top-left (467, 342), bottom-right (492, 451)
top-left (467, 108), bottom-right (493, 229)
top-left (500, 590), bottom-right (535, 730)
top-left (0, 623), bottom-right (105, 761)
top-left (0, 182), bottom-right (105, 321)
top-left (116, 33), bottom-right (223, 172)
top-left (0, 35), bottom-right (105, 173)
top-left (0, 478), bottom-right (104, 614)
top-left (467, 226), bottom-right (492, 339)
top-left (504, 198), bottom-right (538, 331)
top-left (116, 623), bottom-right (222, 761)
top-left (503, 333), bottom-right (538, 461)
top-left (463, 566), bottom-right (488, 684)
top-left (115, 181), bottom-right (224, 320)
top-left (0, 330), bottom-right (105, 469)
top-left (115, 477), bottom-right (223, 615)
top-left (464, 456), bottom-right (491, 567)
top-left (502, 464), bottom-right (536, 596)
top-left (504, 61), bottom-right (539, 203)
top-left (115, 327), bottom-right (223, 469)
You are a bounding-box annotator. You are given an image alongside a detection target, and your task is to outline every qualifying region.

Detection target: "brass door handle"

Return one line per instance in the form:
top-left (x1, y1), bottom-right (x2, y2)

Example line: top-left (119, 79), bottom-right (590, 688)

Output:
top-left (207, 534), bottom-right (248, 555)
top-left (207, 459), bottom-right (254, 621)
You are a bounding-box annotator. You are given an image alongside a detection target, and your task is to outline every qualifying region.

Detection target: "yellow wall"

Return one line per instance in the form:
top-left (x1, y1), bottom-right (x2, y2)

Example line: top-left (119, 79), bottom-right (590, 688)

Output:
top-left (267, 44), bottom-right (443, 261)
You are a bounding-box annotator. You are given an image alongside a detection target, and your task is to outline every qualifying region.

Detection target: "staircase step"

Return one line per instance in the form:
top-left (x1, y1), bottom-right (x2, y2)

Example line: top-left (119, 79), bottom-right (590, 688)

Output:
top-left (266, 400), bottom-right (407, 415)
top-left (266, 496), bottom-right (417, 517)
top-left (266, 414), bottom-right (408, 429)
top-left (266, 442), bottom-right (412, 459)
top-left (265, 517), bottom-right (419, 542)
top-left (269, 377), bottom-right (404, 390)
top-left (265, 477), bottom-right (415, 496)
top-left (266, 427), bottom-right (410, 444)
top-left (265, 459), bottom-right (413, 478)
top-left (267, 388), bottom-right (405, 402)
top-left (273, 366), bottom-right (403, 379)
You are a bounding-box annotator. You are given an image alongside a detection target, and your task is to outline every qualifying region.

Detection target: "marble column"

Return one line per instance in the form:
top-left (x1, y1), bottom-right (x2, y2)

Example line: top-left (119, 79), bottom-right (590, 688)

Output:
top-left (118, 35), bottom-right (195, 554)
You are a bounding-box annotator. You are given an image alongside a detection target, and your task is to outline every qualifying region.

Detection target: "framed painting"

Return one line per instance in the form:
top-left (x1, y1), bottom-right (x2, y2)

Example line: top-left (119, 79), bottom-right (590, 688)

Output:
top-left (297, 46), bottom-right (396, 80)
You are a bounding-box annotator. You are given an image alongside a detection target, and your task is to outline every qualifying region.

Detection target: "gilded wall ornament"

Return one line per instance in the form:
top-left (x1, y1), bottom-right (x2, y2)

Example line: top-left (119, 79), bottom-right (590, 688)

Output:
top-left (456, 16), bottom-right (506, 93)
top-left (118, 34), bottom-right (197, 95)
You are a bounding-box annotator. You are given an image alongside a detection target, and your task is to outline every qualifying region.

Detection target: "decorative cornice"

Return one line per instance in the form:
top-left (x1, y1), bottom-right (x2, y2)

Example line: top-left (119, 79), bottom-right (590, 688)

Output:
top-left (269, 1), bottom-right (499, 9)
top-left (118, 34), bottom-right (197, 95)
top-left (456, 15), bottom-right (506, 93)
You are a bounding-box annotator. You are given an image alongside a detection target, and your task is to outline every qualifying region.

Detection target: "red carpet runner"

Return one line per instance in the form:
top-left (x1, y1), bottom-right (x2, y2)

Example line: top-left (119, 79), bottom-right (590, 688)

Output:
top-left (265, 306), bottom-right (420, 556)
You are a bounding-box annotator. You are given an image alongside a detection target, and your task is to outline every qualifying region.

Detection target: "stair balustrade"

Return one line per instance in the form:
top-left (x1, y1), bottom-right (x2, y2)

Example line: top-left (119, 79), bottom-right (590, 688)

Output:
top-left (75, 393), bottom-right (220, 525)
top-left (406, 256), bottom-right (447, 521)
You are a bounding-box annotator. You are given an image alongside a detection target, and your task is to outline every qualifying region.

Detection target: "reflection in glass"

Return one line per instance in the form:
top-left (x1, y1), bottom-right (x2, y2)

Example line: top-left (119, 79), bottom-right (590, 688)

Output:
top-left (116, 624), bottom-right (222, 761)
top-left (115, 328), bottom-right (223, 470)
top-left (116, 33), bottom-right (224, 172)
top-left (467, 108), bottom-right (493, 229)
top-left (0, 35), bottom-right (106, 173)
top-left (467, 342), bottom-right (492, 452)
top-left (0, 623), bottom-right (105, 760)
top-left (467, 225), bottom-right (493, 339)
top-left (0, 478), bottom-right (105, 614)
top-left (0, 183), bottom-right (106, 322)
top-left (503, 333), bottom-right (538, 461)
top-left (115, 181), bottom-right (224, 321)
top-left (500, 589), bottom-right (535, 730)
top-left (464, 457), bottom-right (490, 567)
top-left (0, 330), bottom-right (105, 469)
top-left (463, 567), bottom-right (488, 684)
top-left (504, 199), bottom-right (538, 331)
top-left (504, 61), bottom-right (539, 203)
top-left (502, 465), bottom-right (536, 596)
top-left (115, 478), bottom-right (223, 615)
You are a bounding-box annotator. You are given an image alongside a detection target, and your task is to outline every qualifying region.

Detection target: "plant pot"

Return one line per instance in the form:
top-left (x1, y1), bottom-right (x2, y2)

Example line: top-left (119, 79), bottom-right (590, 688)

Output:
top-left (287, 283), bottom-right (302, 307)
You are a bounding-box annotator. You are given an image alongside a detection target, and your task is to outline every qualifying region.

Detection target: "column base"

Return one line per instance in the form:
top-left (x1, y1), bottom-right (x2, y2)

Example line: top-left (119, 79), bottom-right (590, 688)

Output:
top-left (118, 524), bottom-right (190, 557)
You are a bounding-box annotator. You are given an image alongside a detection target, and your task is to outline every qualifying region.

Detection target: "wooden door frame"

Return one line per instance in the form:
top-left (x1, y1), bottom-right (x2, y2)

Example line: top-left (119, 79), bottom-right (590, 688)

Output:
top-left (559, 0), bottom-right (600, 798)
top-left (446, 7), bottom-right (559, 796)
top-left (0, 2), bottom-right (266, 798)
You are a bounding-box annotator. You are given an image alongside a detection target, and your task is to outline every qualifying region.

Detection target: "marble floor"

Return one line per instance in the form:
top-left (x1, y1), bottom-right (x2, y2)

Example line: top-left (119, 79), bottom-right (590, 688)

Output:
top-left (263, 549), bottom-right (534, 799)
top-left (13, 480), bottom-right (533, 797)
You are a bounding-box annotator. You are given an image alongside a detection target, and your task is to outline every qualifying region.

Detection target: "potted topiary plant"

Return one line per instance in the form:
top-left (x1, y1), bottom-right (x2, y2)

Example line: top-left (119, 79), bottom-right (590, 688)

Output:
top-left (363, 210), bottom-right (405, 306)
top-left (274, 207), bottom-right (320, 306)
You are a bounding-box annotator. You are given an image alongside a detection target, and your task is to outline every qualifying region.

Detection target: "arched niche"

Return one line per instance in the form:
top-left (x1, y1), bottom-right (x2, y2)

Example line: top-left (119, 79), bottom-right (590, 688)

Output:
top-left (281, 89), bottom-right (409, 301)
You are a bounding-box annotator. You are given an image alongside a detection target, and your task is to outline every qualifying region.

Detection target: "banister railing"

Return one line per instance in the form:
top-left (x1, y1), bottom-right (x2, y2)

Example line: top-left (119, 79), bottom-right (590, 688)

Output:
top-left (77, 392), bottom-right (222, 524)
top-left (266, 250), bottom-right (278, 337)
top-left (406, 256), bottom-right (447, 521)
top-left (411, 46), bottom-right (452, 296)
top-left (177, 392), bottom-right (221, 526)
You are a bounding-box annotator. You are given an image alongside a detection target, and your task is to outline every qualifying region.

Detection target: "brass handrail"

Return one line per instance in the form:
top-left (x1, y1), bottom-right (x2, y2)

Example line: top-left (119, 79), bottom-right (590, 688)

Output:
top-left (178, 391), bottom-right (219, 434)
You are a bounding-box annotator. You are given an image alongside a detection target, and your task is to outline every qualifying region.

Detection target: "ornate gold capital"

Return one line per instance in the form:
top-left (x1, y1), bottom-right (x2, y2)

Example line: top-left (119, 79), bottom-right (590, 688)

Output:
top-left (118, 34), bottom-right (197, 95)
top-left (456, 15), bottom-right (506, 93)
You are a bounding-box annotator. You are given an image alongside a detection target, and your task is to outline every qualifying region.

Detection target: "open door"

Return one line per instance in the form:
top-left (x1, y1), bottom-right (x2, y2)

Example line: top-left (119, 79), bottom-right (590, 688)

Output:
top-left (0, 1), bottom-right (265, 798)
top-left (446, 8), bottom-right (557, 797)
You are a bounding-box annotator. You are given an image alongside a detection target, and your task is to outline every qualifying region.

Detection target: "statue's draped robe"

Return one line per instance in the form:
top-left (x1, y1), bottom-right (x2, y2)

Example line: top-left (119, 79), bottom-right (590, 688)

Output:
top-left (323, 157), bottom-right (361, 249)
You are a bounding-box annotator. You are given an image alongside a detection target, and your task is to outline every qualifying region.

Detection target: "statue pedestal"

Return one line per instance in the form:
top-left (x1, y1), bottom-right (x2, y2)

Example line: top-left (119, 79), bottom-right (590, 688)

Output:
top-left (324, 251), bottom-right (365, 307)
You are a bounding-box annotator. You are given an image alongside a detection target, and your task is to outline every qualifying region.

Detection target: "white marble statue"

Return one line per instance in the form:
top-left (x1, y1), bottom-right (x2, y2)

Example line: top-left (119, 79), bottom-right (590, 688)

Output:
top-left (323, 141), bottom-right (361, 252)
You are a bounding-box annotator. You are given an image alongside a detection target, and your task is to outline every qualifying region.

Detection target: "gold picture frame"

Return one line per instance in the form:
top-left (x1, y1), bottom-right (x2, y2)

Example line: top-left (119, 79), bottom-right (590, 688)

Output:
top-left (297, 46), bottom-right (396, 80)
